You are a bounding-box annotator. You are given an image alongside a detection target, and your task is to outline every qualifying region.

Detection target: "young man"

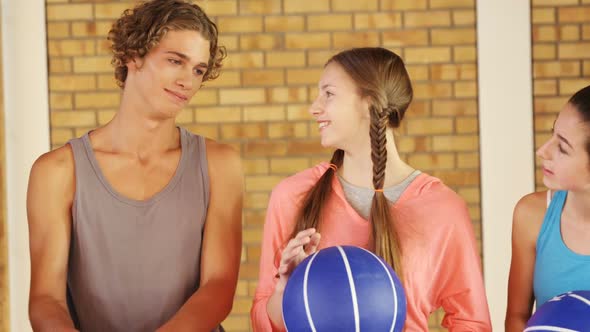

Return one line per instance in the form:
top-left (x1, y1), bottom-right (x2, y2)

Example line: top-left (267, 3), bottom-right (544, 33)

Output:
top-left (27, 1), bottom-right (242, 331)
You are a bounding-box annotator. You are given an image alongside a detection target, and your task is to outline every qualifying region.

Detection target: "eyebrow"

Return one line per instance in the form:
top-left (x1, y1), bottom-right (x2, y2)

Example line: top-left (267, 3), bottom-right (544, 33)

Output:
top-left (551, 119), bottom-right (574, 150)
top-left (320, 84), bottom-right (335, 90)
top-left (165, 51), bottom-right (208, 68)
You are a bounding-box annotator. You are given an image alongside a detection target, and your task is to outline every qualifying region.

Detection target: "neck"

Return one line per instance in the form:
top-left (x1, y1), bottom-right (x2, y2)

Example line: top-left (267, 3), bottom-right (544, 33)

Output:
top-left (97, 90), bottom-right (179, 158)
top-left (563, 188), bottom-right (590, 224)
top-left (339, 130), bottom-right (414, 189)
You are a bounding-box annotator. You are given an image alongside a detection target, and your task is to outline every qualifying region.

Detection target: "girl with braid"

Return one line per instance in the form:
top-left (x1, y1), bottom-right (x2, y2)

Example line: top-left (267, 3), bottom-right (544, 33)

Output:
top-left (251, 47), bottom-right (491, 331)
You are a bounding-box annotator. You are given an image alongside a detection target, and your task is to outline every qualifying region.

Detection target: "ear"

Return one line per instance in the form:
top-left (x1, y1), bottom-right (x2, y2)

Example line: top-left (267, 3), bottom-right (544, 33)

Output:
top-left (127, 57), bottom-right (144, 73)
top-left (360, 95), bottom-right (372, 120)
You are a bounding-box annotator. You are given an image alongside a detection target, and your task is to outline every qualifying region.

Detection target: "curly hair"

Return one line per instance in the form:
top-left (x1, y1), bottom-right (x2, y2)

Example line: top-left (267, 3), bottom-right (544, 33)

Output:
top-left (108, 0), bottom-right (226, 88)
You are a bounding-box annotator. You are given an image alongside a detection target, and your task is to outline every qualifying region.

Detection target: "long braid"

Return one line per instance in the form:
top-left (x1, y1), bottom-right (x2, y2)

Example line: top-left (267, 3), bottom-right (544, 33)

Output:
top-left (275, 149), bottom-right (344, 269)
top-left (370, 105), bottom-right (389, 190)
top-left (286, 149), bottom-right (344, 242)
top-left (369, 104), bottom-right (404, 280)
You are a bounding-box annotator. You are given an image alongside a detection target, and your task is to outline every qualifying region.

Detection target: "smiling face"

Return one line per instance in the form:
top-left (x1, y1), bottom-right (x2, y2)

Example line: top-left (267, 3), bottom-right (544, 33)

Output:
top-left (537, 102), bottom-right (590, 191)
top-left (308, 62), bottom-right (371, 152)
top-left (126, 29), bottom-right (210, 119)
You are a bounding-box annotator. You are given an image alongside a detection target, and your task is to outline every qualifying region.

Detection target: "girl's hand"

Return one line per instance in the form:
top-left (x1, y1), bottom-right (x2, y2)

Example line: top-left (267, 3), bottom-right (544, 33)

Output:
top-left (276, 228), bottom-right (321, 288)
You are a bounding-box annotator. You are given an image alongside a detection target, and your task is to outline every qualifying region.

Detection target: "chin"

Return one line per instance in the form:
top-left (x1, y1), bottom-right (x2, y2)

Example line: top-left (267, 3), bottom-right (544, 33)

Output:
top-left (542, 177), bottom-right (555, 190)
top-left (543, 177), bottom-right (567, 192)
top-left (160, 103), bottom-right (183, 116)
top-left (319, 139), bottom-right (337, 149)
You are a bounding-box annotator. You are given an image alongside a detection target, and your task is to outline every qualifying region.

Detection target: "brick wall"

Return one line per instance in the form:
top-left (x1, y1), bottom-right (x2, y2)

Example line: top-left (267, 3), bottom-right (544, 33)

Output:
top-left (45, 0), bottom-right (480, 331)
top-left (532, 0), bottom-right (590, 190)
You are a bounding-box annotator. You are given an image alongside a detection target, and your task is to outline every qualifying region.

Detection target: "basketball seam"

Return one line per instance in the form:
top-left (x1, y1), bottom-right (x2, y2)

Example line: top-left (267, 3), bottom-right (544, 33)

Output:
top-left (524, 326), bottom-right (581, 332)
top-left (303, 252), bottom-right (319, 332)
top-left (568, 293), bottom-right (590, 306)
top-left (362, 247), bottom-right (399, 332)
top-left (337, 246), bottom-right (360, 332)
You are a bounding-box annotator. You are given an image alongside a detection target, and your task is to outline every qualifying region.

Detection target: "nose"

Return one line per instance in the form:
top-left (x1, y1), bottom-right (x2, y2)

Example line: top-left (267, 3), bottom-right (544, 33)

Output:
top-left (176, 70), bottom-right (194, 90)
top-left (309, 95), bottom-right (323, 117)
top-left (536, 136), bottom-right (553, 160)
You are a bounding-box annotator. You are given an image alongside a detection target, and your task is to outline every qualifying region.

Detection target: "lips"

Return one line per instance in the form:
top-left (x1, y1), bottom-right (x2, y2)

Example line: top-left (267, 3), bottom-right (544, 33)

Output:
top-left (542, 167), bottom-right (554, 175)
top-left (318, 121), bottom-right (330, 130)
top-left (165, 89), bottom-right (188, 102)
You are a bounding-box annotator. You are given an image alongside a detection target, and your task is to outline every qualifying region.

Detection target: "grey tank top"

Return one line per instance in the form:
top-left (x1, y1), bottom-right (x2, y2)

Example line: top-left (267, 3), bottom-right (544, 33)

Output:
top-left (66, 127), bottom-right (210, 332)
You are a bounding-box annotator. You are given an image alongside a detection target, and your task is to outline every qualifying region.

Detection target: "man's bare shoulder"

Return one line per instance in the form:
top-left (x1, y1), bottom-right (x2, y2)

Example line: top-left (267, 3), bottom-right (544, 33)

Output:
top-left (203, 139), bottom-right (243, 188)
top-left (204, 139), bottom-right (241, 168)
top-left (29, 144), bottom-right (75, 191)
top-left (32, 144), bottom-right (74, 172)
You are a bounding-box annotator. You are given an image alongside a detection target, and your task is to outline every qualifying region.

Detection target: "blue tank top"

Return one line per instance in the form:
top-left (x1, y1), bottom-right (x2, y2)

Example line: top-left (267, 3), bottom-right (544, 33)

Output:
top-left (533, 190), bottom-right (590, 306)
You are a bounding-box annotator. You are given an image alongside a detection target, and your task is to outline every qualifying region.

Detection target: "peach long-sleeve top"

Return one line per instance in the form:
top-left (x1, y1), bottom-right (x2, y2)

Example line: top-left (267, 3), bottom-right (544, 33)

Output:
top-left (251, 163), bottom-right (491, 332)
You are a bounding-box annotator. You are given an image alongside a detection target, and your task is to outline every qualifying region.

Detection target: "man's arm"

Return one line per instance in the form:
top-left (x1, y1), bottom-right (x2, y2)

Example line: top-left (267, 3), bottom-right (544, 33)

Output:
top-left (158, 140), bottom-right (243, 332)
top-left (27, 146), bottom-right (78, 331)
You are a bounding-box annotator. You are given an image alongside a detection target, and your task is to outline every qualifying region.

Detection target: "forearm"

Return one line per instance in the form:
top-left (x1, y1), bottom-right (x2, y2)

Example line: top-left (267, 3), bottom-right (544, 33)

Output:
top-left (266, 285), bottom-right (287, 332)
top-left (29, 295), bottom-right (77, 332)
top-left (157, 279), bottom-right (235, 332)
top-left (505, 314), bottom-right (529, 332)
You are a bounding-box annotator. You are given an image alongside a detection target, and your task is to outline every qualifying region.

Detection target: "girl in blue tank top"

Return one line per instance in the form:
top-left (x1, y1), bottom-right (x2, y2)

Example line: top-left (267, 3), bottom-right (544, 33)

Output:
top-left (505, 84), bottom-right (590, 332)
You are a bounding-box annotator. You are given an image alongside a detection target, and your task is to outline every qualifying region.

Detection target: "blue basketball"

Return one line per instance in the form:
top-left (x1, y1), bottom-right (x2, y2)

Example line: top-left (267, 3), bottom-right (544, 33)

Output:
top-left (525, 290), bottom-right (590, 331)
top-left (282, 245), bottom-right (406, 332)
